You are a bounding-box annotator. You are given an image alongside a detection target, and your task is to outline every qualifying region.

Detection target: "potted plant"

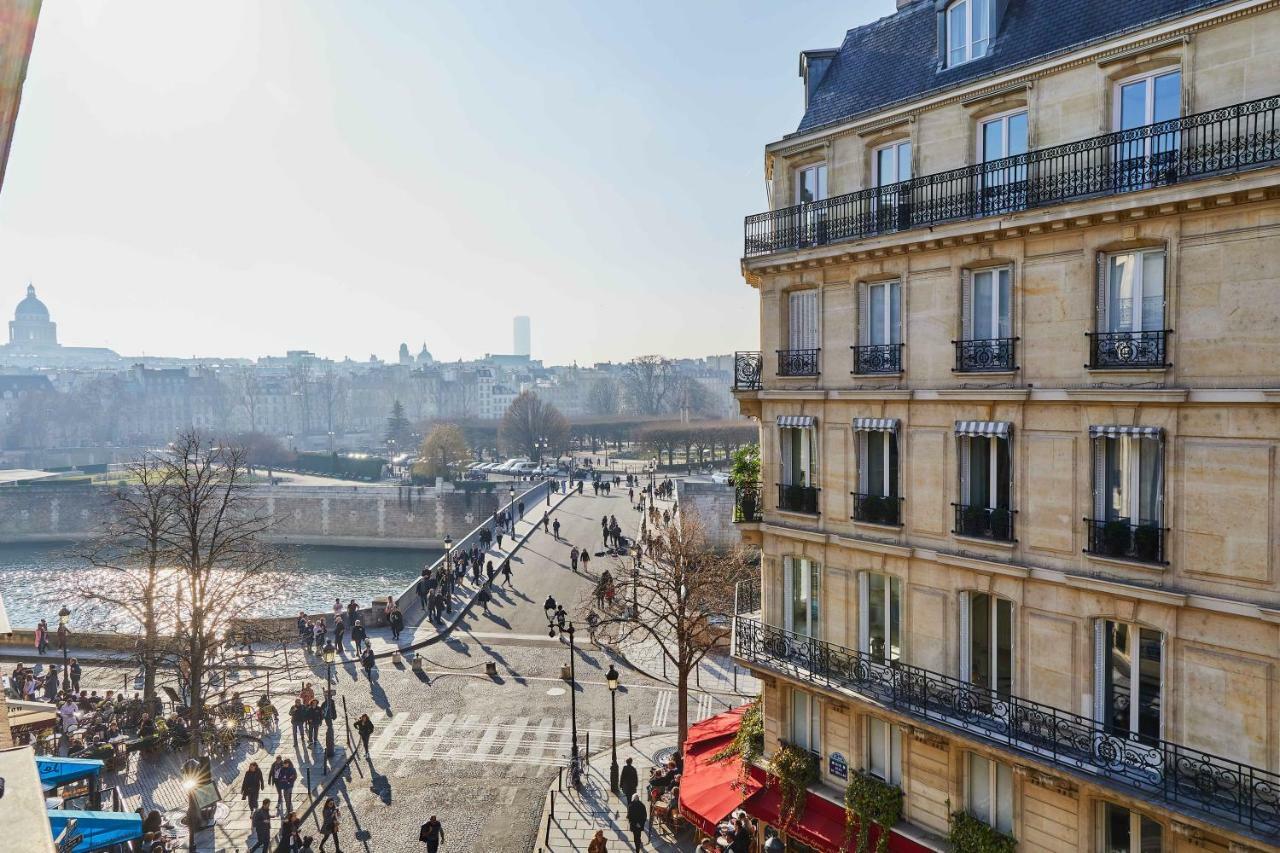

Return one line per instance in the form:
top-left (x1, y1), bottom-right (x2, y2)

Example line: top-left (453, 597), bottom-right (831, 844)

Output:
top-left (1133, 523), bottom-right (1161, 563)
top-left (1102, 518), bottom-right (1132, 557)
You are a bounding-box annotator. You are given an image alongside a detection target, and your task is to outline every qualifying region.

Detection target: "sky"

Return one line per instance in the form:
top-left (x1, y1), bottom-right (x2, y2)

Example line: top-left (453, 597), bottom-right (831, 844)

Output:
top-left (0, 1), bottom-right (896, 366)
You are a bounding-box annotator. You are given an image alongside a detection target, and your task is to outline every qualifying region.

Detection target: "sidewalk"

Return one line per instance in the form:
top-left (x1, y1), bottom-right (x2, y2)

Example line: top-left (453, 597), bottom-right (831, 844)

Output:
top-left (535, 733), bottom-right (694, 852)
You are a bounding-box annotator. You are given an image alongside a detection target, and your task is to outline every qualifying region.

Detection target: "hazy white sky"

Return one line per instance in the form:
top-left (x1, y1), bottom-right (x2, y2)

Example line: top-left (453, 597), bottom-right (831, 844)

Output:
top-left (0, 1), bottom-right (894, 365)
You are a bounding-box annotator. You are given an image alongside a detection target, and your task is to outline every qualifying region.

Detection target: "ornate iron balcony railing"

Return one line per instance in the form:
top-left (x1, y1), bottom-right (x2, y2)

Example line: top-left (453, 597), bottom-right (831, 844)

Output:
top-left (851, 343), bottom-right (903, 375)
top-left (732, 616), bottom-right (1280, 840)
top-left (1087, 330), bottom-right (1171, 369)
top-left (777, 348), bottom-right (820, 377)
top-left (745, 95), bottom-right (1280, 257)
top-left (734, 578), bottom-right (760, 615)
top-left (1085, 517), bottom-right (1167, 565)
top-left (851, 492), bottom-right (902, 526)
top-left (776, 483), bottom-right (820, 515)
top-left (733, 350), bottom-right (764, 390)
top-left (953, 503), bottom-right (1015, 542)
top-left (734, 481), bottom-right (763, 523)
top-left (954, 337), bottom-right (1018, 372)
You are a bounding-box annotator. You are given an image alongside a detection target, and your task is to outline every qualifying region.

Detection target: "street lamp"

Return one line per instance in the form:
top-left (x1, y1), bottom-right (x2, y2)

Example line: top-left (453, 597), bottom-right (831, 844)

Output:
top-left (547, 611), bottom-right (579, 763)
top-left (508, 483), bottom-right (516, 530)
top-left (606, 664), bottom-right (620, 794)
top-left (322, 641), bottom-right (336, 761)
top-left (57, 606), bottom-right (71, 693)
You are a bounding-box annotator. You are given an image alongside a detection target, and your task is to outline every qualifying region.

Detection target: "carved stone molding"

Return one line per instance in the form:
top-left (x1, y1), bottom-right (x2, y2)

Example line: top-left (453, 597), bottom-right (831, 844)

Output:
top-left (1012, 765), bottom-right (1078, 798)
top-left (1170, 821), bottom-right (1208, 847)
top-left (907, 726), bottom-right (948, 750)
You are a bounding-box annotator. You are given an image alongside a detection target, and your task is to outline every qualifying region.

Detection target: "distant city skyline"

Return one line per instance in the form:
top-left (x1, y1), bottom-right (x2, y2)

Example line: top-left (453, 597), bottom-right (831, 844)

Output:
top-left (0, 1), bottom-right (896, 365)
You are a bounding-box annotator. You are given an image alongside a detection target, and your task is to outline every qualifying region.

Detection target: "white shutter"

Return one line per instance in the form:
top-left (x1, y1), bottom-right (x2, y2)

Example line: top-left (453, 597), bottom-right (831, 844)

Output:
top-left (1154, 438), bottom-right (1165, 526)
top-left (1093, 619), bottom-right (1108, 723)
top-left (1092, 437), bottom-right (1106, 520)
top-left (858, 571), bottom-right (870, 654)
top-left (960, 269), bottom-right (973, 341)
top-left (958, 591), bottom-right (971, 682)
top-left (783, 556), bottom-right (794, 633)
top-left (858, 283), bottom-right (870, 346)
top-left (1094, 252), bottom-right (1108, 333)
top-left (790, 291), bottom-right (818, 350)
top-left (807, 428), bottom-right (818, 485)
top-left (811, 562), bottom-right (822, 641)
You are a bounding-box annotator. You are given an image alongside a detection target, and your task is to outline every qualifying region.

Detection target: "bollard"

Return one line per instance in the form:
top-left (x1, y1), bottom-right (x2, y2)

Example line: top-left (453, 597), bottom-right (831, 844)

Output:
top-left (733, 664), bottom-right (738, 692)
top-left (585, 733), bottom-right (589, 765)
top-left (628, 715), bottom-right (633, 746)
top-left (558, 767), bottom-right (563, 792)
top-left (485, 660), bottom-right (498, 677)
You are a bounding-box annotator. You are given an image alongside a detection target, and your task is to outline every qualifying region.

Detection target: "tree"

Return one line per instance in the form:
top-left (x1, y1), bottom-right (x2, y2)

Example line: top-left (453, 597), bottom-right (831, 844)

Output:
top-left (232, 432), bottom-right (292, 472)
top-left (385, 399), bottom-right (413, 451)
top-left (586, 378), bottom-right (621, 417)
top-left (498, 391), bottom-right (569, 462)
top-left (417, 423), bottom-right (471, 480)
top-left (588, 511), bottom-right (755, 751)
top-left (622, 356), bottom-right (675, 416)
top-left (731, 443), bottom-right (761, 485)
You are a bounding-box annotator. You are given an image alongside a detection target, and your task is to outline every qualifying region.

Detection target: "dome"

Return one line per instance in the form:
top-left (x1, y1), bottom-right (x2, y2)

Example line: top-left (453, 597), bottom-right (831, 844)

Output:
top-left (15, 284), bottom-right (48, 321)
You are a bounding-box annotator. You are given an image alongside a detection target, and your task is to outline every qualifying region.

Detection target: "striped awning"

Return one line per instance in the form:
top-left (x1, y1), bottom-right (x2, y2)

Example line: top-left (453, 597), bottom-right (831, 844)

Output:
top-left (852, 418), bottom-right (898, 433)
top-left (1089, 425), bottom-right (1163, 439)
top-left (777, 415), bottom-right (816, 428)
top-left (954, 420), bottom-right (1011, 438)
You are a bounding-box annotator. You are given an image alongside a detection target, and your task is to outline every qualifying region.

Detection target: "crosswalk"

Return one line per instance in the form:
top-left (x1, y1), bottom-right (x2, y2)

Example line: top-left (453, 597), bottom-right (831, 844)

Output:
top-left (649, 689), bottom-right (719, 730)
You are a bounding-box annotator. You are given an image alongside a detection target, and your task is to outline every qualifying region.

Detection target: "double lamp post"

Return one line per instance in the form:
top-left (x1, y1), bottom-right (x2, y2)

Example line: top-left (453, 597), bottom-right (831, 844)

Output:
top-left (546, 604), bottom-right (624, 795)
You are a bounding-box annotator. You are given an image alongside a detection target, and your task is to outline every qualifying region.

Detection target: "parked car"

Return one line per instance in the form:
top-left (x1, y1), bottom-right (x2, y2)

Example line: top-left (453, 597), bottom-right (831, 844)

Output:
top-left (464, 469), bottom-right (488, 481)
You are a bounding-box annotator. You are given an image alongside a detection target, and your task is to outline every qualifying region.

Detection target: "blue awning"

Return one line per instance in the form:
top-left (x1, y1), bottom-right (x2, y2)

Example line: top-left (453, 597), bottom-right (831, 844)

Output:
top-left (48, 810), bottom-right (143, 852)
top-left (37, 756), bottom-right (102, 789)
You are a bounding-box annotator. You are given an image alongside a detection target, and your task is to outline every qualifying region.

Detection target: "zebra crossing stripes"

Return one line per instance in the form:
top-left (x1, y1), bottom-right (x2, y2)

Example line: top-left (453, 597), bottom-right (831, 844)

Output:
top-left (369, 711), bottom-right (410, 753)
top-left (417, 713), bottom-right (457, 760)
top-left (500, 717), bottom-right (529, 757)
top-left (393, 713), bottom-right (435, 758)
top-left (649, 690), bottom-right (719, 730)
top-left (447, 715), bottom-right (483, 756)
top-left (651, 690), bottom-right (673, 729)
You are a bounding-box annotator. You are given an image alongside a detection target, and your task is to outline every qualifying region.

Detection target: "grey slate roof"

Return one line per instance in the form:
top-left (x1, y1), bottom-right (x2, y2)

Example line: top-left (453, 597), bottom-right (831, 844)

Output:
top-left (797, 0), bottom-right (1235, 135)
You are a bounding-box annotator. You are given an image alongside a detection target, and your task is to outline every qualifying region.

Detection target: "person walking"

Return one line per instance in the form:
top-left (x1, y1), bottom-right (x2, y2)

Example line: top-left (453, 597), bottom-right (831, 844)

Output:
top-left (248, 801), bottom-right (272, 853)
top-left (542, 511), bottom-right (550, 533)
top-left (350, 620), bottom-right (367, 653)
top-left (34, 619), bottom-right (48, 655)
top-left (499, 560), bottom-right (513, 588)
top-left (333, 614), bottom-right (345, 650)
top-left (517, 500), bottom-right (525, 519)
top-left (241, 761), bottom-right (265, 811)
top-left (68, 658), bottom-right (81, 693)
top-left (419, 815), bottom-right (444, 852)
top-left (588, 829), bottom-right (608, 853)
top-left (627, 794), bottom-right (648, 850)
top-left (318, 797), bottom-right (341, 852)
top-left (355, 713), bottom-right (374, 754)
top-left (389, 607), bottom-right (404, 642)
top-left (360, 645), bottom-right (376, 678)
top-left (552, 518), bottom-right (561, 539)
top-left (278, 812), bottom-right (301, 853)
top-left (289, 699), bottom-right (305, 742)
top-left (267, 756), bottom-right (284, 814)
top-left (346, 599), bottom-right (359, 627)
top-left (570, 546), bottom-right (579, 572)
top-left (276, 759), bottom-right (297, 815)
top-left (477, 586), bottom-right (492, 614)
top-left (580, 549), bottom-right (591, 575)
top-left (415, 574), bottom-right (430, 614)
top-left (620, 757), bottom-right (638, 803)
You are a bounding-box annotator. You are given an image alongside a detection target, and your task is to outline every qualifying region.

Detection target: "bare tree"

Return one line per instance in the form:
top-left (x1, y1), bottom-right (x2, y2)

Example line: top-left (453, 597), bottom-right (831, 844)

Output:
top-left (622, 355), bottom-right (675, 416)
top-left (499, 391), bottom-right (569, 462)
top-left (587, 378), bottom-right (621, 417)
top-left (587, 510), bottom-right (755, 750)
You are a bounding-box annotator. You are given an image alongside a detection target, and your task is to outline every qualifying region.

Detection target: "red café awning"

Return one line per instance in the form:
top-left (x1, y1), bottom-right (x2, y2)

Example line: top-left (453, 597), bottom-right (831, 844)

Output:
top-left (679, 705), bottom-right (764, 835)
top-left (744, 784), bottom-right (934, 853)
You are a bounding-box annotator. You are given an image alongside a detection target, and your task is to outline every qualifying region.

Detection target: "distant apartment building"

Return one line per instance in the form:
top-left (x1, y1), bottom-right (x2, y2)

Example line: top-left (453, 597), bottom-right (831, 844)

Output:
top-left (731, 1), bottom-right (1280, 851)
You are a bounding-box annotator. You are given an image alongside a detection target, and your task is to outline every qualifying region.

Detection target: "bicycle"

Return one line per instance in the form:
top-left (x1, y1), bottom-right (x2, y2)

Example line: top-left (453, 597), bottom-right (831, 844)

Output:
top-left (568, 748), bottom-right (584, 791)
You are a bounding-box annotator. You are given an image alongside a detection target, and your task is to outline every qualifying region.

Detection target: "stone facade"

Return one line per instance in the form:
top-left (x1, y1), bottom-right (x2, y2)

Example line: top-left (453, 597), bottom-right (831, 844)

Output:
top-left (735, 3), bottom-right (1280, 851)
top-left (675, 478), bottom-right (738, 548)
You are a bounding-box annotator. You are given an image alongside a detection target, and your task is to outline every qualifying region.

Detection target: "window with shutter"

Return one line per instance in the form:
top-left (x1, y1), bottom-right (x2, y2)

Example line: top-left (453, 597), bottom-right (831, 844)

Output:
top-left (789, 291), bottom-right (819, 350)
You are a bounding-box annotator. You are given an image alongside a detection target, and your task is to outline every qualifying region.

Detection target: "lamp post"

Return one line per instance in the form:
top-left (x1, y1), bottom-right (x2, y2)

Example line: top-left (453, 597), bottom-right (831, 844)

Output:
top-left (606, 664), bottom-right (620, 794)
top-left (508, 483), bottom-right (516, 531)
top-left (322, 641), bottom-right (336, 761)
top-left (547, 610), bottom-right (579, 762)
top-left (57, 605), bottom-right (70, 692)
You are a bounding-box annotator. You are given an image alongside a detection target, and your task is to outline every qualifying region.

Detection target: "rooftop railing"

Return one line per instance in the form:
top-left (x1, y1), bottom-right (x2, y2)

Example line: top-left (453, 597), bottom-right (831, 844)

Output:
top-left (745, 95), bottom-right (1280, 257)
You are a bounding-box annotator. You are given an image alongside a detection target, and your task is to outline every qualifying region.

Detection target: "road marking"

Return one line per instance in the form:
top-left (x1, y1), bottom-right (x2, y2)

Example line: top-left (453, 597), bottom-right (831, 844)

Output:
top-left (530, 717), bottom-right (555, 761)
top-left (393, 713), bottom-right (435, 759)
top-left (369, 711), bottom-right (409, 754)
top-left (418, 713), bottom-right (455, 760)
top-left (652, 690), bottom-right (672, 729)
top-left (448, 715), bottom-right (483, 755)
top-left (472, 717), bottom-right (502, 759)
top-left (501, 717), bottom-right (529, 758)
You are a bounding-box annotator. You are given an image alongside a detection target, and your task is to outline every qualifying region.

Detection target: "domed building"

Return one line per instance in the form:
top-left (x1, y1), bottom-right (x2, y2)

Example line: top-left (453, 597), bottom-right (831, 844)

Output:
top-left (8, 283), bottom-right (56, 348)
top-left (0, 284), bottom-right (120, 367)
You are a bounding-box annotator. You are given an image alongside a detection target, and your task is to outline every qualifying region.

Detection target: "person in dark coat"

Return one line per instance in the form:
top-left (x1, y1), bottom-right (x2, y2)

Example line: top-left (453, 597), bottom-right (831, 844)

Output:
top-left (241, 761), bottom-right (265, 811)
top-left (333, 614), bottom-right (345, 649)
top-left (360, 646), bottom-right (376, 677)
top-left (248, 801), bottom-right (272, 853)
top-left (318, 797), bottom-right (341, 852)
top-left (477, 586), bottom-right (492, 613)
top-left (350, 620), bottom-right (367, 651)
top-left (389, 607), bottom-right (404, 641)
top-left (619, 757), bottom-right (638, 803)
top-left (419, 815), bottom-right (444, 852)
top-left (275, 759), bottom-right (297, 815)
top-left (627, 795), bottom-right (648, 850)
top-left (354, 713), bottom-right (374, 754)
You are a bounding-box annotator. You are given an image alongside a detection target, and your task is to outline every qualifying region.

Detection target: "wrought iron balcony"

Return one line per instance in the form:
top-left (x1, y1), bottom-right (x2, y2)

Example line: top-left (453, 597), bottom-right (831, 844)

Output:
top-left (851, 492), bottom-right (902, 526)
top-left (954, 338), bottom-right (1018, 372)
top-left (953, 503), bottom-right (1015, 542)
top-left (732, 616), bottom-right (1280, 841)
top-left (1085, 517), bottom-right (1167, 565)
top-left (734, 578), bottom-right (760, 616)
top-left (733, 350), bottom-right (764, 390)
top-left (777, 348), bottom-right (820, 377)
top-left (851, 343), bottom-right (902, 375)
top-left (1087, 330), bottom-right (1171, 369)
top-left (776, 483), bottom-right (819, 515)
top-left (744, 95), bottom-right (1280, 258)
top-left (734, 481), bottom-right (762, 523)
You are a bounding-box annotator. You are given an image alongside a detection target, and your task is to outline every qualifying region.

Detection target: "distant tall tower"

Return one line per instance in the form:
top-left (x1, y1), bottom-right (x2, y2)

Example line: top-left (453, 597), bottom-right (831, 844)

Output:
top-left (513, 315), bottom-right (531, 357)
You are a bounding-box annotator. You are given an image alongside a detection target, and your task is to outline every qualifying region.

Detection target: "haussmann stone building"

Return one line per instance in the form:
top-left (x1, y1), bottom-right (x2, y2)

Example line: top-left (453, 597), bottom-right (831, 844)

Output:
top-left (727, 0), bottom-right (1280, 851)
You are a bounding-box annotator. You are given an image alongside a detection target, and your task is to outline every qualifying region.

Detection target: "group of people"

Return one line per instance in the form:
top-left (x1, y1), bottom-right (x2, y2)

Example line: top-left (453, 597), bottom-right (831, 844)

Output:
top-left (601, 514), bottom-right (626, 550)
top-left (295, 602), bottom-right (379, 677)
top-left (4, 657), bottom-right (81, 702)
top-left (286, 683), bottom-right (333, 748)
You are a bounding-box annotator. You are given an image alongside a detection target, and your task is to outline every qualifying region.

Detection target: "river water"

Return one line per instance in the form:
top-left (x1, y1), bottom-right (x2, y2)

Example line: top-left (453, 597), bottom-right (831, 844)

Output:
top-left (0, 542), bottom-right (442, 629)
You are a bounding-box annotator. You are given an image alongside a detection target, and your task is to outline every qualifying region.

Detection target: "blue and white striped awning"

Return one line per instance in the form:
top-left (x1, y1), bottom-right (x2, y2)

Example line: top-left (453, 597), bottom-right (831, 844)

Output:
top-left (852, 418), bottom-right (898, 433)
top-left (777, 415), bottom-right (816, 428)
top-left (1089, 425), bottom-right (1163, 439)
top-left (954, 420), bottom-right (1011, 438)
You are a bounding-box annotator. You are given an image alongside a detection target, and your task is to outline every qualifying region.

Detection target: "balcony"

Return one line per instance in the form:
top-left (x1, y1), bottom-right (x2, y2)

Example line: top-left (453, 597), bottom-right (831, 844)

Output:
top-left (954, 338), bottom-right (1017, 372)
top-left (734, 481), bottom-right (762, 523)
top-left (851, 343), bottom-right (902, 375)
top-left (851, 492), bottom-right (902, 526)
top-left (732, 616), bottom-right (1280, 841)
top-left (744, 95), bottom-right (1280, 258)
top-left (1087, 330), bottom-right (1171, 370)
top-left (1085, 517), bottom-right (1166, 565)
top-left (953, 503), bottom-right (1015, 542)
top-left (733, 350), bottom-right (764, 390)
top-left (776, 483), bottom-right (820, 515)
top-left (777, 348), bottom-right (820, 377)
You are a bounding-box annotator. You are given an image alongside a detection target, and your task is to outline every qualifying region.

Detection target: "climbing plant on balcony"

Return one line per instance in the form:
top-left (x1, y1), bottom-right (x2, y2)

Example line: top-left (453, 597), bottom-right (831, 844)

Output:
top-left (949, 811), bottom-right (1017, 853)
top-left (766, 741), bottom-right (819, 830)
top-left (843, 772), bottom-right (903, 853)
top-left (711, 696), bottom-right (764, 779)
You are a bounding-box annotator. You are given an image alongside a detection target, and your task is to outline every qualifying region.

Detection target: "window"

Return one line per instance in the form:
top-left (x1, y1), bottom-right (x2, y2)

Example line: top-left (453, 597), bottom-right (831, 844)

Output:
top-left (860, 430), bottom-right (898, 497)
top-left (956, 426), bottom-right (1012, 540)
top-left (866, 717), bottom-right (902, 785)
top-left (790, 688), bottom-right (821, 753)
top-left (788, 290), bottom-right (819, 350)
top-left (860, 572), bottom-right (902, 662)
top-left (966, 753), bottom-right (1013, 833)
top-left (979, 112), bottom-right (1027, 212)
top-left (860, 281), bottom-right (902, 347)
top-left (783, 556), bottom-right (821, 639)
top-left (981, 111), bottom-right (1027, 164)
top-left (1093, 431), bottom-right (1163, 531)
top-left (1116, 70), bottom-right (1181, 131)
top-left (779, 425), bottom-right (816, 488)
top-left (1096, 620), bottom-right (1163, 743)
top-left (961, 592), bottom-right (1012, 696)
top-left (1101, 250), bottom-right (1164, 335)
top-left (964, 267), bottom-right (1012, 342)
top-left (1100, 802), bottom-right (1163, 853)
top-left (796, 163), bottom-right (828, 204)
top-left (947, 0), bottom-right (991, 67)
top-left (874, 141), bottom-right (912, 188)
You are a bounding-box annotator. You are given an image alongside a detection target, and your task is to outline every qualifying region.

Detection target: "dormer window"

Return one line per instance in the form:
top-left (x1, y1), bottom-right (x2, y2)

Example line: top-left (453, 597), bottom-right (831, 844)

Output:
top-left (946, 0), bottom-right (990, 67)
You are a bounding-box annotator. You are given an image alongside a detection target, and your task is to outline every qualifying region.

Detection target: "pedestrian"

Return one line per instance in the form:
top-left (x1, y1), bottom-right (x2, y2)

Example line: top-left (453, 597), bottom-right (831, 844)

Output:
top-left (248, 801), bottom-right (272, 853)
top-left (333, 614), bottom-right (345, 649)
top-left (620, 757), bottom-right (638, 803)
top-left (627, 794), bottom-right (648, 849)
top-left (389, 606), bottom-right (404, 641)
top-left (318, 797), bottom-right (341, 852)
top-left (570, 546), bottom-right (579, 572)
top-left (307, 701), bottom-right (322, 746)
top-left (350, 620), bottom-right (366, 652)
top-left (419, 815), bottom-right (444, 852)
top-left (542, 511), bottom-right (550, 533)
top-left (552, 518), bottom-right (561, 539)
top-left (589, 829), bottom-right (608, 853)
top-left (68, 658), bottom-right (81, 693)
top-left (580, 549), bottom-right (591, 574)
top-left (277, 812), bottom-right (301, 853)
top-left (346, 598), bottom-right (359, 626)
top-left (34, 619), bottom-right (48, 655)
top-left (518, 500), bottom-right (525, 518)
top-left (241, 761), bottom-right (265, 811)
top-left (416, 574), bottom-right (430, 613)
top-left (276, 759), bottom-right (297, 815)
top-left (267, 756), bottom-right (284, 812)
top-left (361, 645), bottom-right (376, 677)
top-left (477, 586), bottom-right (492, 613)
top-left (332, 598), bottom-right (343, 621)
top-left (289, 699), bottom-right (305, 742)
top-left (496, 530), bottom-right (504, 551)
top-left (355, 713), bottom-right (374, 754)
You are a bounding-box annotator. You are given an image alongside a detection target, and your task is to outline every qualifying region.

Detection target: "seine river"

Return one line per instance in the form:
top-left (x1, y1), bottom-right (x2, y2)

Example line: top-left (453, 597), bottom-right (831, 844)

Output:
top-left (0, 542), bottom-right (441, 629)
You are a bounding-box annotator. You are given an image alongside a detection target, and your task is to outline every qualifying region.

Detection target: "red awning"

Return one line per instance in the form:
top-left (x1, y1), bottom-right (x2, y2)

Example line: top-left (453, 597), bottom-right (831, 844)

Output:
top-left (744, 785), bottom-right (934, 853)
top-left (679, 706), bottom-right (763, 836)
